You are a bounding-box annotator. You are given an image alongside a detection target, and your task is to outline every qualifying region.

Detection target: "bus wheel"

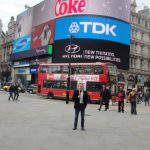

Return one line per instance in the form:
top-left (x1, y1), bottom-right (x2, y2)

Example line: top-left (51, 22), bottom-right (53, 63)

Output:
top-left (47, 93), bottom-right (54, 99)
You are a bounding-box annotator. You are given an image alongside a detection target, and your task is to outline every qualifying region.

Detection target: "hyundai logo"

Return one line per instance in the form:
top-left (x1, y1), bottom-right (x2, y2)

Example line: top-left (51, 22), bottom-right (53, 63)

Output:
top-left (65, 44), bottom-right (80, 54)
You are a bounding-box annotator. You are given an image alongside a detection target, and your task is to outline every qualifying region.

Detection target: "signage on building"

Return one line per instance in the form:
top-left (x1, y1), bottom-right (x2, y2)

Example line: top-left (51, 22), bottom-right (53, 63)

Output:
top-left (52, 39), bottom-right (129, 70)
top-left (15, 8), bottom-right (33, 39)
top-left (127, 75), bottom-right (135, 85)
top-left (31, 20), bottom-right (55, 49)
top-left (118, 73), bottom-right (125, 82)
top-left (11, 45), bottom-right (50, 61)
top-left (15, 68), bottom-right (30, 75)
top-left (55, 16), bottom-right (130, 45)
top-left (30, 67), bottom-right (38, 74)
top-left (14, 60), bottom-right (30, 68)
top-left (32, 0), bottom-right (130, 27)
top-left (13, 34), bottom-right (31, 53)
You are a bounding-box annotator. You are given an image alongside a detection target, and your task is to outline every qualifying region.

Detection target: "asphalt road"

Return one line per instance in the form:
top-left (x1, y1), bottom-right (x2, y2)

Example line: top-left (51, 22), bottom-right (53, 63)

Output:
top-left (0, 91), bottom-right (150, 150)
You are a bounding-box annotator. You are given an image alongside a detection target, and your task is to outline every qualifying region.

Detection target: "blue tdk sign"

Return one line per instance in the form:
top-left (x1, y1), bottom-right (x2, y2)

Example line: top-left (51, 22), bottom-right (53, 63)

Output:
top-left (55, 16), bottom-right (130, 45)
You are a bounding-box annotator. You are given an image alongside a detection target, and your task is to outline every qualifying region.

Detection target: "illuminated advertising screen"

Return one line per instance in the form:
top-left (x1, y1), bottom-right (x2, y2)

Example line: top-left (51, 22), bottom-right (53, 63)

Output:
top-left (13, 34), bottom-right (31, 53)
top-left (55, 16), bottom-right (130, 45)
top-left (52, 39), bottom-right (129, 69)
top-left (31, 20), bottom-right (55, 49)
top-left (53, 0), bottom-right (130, 22)
top-left (11, 45), bottom-right (50, 61)
top-left (32, 0), bottom-right (130, 27)
top-left (15, 8), bottom-right (33, 39)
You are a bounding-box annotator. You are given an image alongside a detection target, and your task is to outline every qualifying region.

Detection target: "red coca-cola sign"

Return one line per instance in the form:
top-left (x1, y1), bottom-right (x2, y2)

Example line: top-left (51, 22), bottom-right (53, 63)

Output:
top-left (55, 0), bottom-right (87, 17)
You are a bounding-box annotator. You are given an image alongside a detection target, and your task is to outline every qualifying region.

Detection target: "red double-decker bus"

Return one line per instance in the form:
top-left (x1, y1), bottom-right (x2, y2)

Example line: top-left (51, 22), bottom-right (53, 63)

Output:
top-left (37, 62), bottom-right (118, 102)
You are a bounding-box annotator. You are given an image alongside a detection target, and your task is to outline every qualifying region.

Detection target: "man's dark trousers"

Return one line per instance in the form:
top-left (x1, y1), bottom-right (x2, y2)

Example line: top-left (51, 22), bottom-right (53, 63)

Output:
top-left (74, 104), bottom-right (85, 129)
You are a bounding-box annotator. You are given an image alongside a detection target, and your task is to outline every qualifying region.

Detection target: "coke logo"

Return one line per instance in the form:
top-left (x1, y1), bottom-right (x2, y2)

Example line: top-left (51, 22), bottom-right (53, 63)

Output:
top-left (55, 0), bottom-right (87, 17)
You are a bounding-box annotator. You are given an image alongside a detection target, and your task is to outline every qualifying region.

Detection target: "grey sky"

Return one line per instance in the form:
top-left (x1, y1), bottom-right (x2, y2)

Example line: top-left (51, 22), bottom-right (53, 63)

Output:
top-left (0, 0), bottom-right (150, 32)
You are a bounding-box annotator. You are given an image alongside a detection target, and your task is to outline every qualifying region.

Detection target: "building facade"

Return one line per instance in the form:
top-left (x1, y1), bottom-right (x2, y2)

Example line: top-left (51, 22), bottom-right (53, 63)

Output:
top-left (118, 0), bottom-right (150, 93)
top-left (0, 16), bottom-right (16, 83)
top-left (0, 0), bottom-right (150, 92)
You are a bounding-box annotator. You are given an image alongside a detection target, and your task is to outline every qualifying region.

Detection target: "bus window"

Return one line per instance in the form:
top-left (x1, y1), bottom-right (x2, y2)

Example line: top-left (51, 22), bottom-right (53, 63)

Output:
top-left (74, 66), bottom-right (82, 74)
top-left (106, 64), bottom-right (117, 76)
top-left (47, 81), bottom-right (54, 88)
top-left (94, 66), bottom-right (103, 74)
top-left (63, 66), bottom-right (69, 73)
top-left (49, 66), bottom-right (57, 73)
top-left (70, 81), bottom-right (77, 90)
top-left (60, 81), bottom-right (67, 89)
top-left (40, 66), bottom-right (49, 73)
top-left (84, 66), bottom-right (93, 74)
top-left (57, 66), bottom-right (63, 73)
top-left (86, 82), bottom-right (102, 92)
top-left (43, 80), bottom-right (47, 87)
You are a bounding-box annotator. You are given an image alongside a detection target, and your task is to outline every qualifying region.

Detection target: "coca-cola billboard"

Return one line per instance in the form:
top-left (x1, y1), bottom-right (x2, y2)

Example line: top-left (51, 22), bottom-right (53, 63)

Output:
top-left (32, 0), bottom-right (130, 27)
top-left (55, 0), bottom-right (87, 17)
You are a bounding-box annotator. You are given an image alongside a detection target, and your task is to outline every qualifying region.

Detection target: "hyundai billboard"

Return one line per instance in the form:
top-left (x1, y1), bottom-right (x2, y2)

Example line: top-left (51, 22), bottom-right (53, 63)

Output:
top-left (52, 39), bottom-right (130, 70)
top-left (13, 34), bottom-right (31, 53)
top-left (31, 20), bottom-right (55, 49)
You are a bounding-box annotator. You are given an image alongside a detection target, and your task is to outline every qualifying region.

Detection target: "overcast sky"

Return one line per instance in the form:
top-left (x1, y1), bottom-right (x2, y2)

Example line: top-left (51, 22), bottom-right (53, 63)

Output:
top-left (0, 0), bottom-right (150, 32)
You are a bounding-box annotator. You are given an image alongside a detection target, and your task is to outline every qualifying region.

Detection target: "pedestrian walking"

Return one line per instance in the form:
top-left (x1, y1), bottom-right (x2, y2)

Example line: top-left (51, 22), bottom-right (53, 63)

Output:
top-left (14, 82), bottom-right (19, 100)
top-left (117, 87), bottom-right (125, 113)
top-left (102, 86), bottom-right (111, 111)
top-left (8, 83), bottom-right (14, 101)
top-left (72, 83), bottom-right (88, 131)
top-left (144, 89), bottom-right (150, 106)
top-left (128, 88), bottom-right (137, 115)
top-left (98, 84), bottom-right (105, 111)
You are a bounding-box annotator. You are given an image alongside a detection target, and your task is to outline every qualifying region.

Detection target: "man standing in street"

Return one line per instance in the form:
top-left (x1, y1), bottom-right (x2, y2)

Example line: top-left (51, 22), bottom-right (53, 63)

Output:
top-left (117, 87), bottom-right (125, 113)
top-left (144, 89), bottom-right (150, 106)
top-left (72, 83), bottom-right (88, 131)
top-left (98, 84), bottom-right (105, 111)
top-left (98, 85), bottom-right (111, 111)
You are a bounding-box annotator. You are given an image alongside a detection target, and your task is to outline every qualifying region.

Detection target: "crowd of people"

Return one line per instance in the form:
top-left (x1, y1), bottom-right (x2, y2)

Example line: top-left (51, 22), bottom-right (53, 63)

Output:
top-left (72, 83), bottom-right (150, 131)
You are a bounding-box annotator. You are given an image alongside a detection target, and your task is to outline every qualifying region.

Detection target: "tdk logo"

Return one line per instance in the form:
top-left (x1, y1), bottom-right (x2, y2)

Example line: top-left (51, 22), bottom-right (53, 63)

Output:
top-left (69, 22), bottom-right (80, 33)
top-left (69, 22), bottom-right (117, 36)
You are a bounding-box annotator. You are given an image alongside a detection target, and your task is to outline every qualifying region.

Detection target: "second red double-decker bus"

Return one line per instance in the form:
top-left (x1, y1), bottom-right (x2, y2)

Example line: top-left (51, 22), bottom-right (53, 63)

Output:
top-left (37, 62), bottom-right (118, 102)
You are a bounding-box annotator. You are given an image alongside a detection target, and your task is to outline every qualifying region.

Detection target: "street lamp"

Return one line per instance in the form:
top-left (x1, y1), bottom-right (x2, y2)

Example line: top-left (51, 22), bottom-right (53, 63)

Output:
top-left (34, 57), bottom-right (39, 84)
top-left (66, 35), bottom-right (75, 104)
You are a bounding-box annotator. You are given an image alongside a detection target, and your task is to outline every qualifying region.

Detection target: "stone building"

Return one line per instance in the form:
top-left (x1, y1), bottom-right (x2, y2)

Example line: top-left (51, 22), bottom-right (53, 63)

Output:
top-left (118, 0), bottom-right (150, 92)
top-left (0, 17), bottom-right (16, 83)
top-left (0, 0), bottom-right (150, 92)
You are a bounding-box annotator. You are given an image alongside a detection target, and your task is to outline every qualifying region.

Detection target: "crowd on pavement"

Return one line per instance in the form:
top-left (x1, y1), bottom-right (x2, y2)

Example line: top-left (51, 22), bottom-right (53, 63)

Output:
top-left (72, 83), bottom-right (150, 131)
top-left (0, 80), bottom-right (150, 131)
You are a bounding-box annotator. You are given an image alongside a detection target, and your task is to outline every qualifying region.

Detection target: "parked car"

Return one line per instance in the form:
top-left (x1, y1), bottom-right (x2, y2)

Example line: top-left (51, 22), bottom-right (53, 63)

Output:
top-left (27, 84), bottom-right (36, 94)
top-left (3, 83), bottom-right (25, 93)
top-left (18, 86), bottom-right (25, 93)
top-left (3, 82), bottom-right (12, 91)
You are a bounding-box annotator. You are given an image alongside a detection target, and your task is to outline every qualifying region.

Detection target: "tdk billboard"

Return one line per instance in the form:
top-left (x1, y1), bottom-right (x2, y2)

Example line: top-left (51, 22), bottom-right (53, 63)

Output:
top-left (55, 16), bottom-right (130, 45)
top-left (53, 0), bottom-right (131, 70)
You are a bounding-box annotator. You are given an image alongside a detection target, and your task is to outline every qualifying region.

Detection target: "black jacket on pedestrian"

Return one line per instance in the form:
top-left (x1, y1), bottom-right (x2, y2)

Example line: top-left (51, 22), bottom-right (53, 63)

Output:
top-left (14, 85), bottom-right (19, 93)
top-left (102, 88), bottom-right (111, 101)
top-left (9, 85), bottom-right (14, 92)
top-left (72, 90), bottom-right (88, 109)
